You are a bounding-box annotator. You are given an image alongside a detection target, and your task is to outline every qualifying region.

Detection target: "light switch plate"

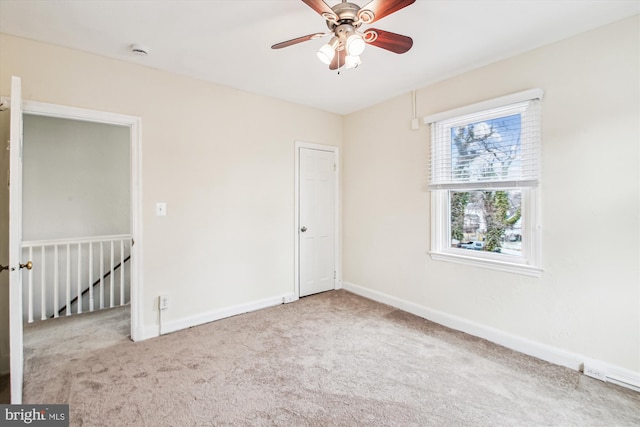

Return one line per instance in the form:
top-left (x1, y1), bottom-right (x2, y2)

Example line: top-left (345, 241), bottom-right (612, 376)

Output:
top-left (155, 202), bottom-right (167, 216)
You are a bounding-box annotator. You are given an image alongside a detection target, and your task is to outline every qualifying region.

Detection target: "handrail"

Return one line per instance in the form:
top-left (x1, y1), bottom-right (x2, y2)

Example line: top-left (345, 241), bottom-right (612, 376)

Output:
top-left (22, 234), bottom-right (131, 248)
top-left (53, 255), bottom-right (131, 318)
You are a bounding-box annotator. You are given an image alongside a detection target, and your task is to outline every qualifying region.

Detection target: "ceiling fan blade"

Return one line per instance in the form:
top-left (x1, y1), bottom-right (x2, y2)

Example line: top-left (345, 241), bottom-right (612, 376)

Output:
top-left (301, 0), bottom-right (336, 18)
top-left (361, 0), bottom-right (416, 23)
top-left (363, 29), bottom-right (413, 54)
top-left (271, 33), bottom-right (326, 49)
top-left (329, 49), bottom-right (347, 70)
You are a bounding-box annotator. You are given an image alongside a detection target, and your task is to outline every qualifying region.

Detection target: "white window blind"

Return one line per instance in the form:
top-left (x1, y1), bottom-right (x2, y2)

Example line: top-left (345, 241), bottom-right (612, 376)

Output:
top-left (429, 98), bottom-right (541, 190)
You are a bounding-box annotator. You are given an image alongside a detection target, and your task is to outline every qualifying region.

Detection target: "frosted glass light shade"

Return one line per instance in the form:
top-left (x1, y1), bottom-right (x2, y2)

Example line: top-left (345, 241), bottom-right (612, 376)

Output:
top-left (346, 35), bottom-right (365, 56)
top-left (317, 43), bottom-right (336, 64)
top-left (345, 55), bottom-right (361, 69)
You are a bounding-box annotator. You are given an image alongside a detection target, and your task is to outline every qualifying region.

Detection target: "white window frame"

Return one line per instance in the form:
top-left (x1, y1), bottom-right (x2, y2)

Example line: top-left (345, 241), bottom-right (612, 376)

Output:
top-left (424, 89), bottom-right (543, 277)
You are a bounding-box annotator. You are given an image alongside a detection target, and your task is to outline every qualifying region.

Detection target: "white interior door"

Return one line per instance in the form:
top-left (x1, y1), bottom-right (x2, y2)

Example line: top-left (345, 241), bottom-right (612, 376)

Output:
top-left (9, 75), bottom-right (25, 404)
top-left (299, 147), bottom-right (336, 297)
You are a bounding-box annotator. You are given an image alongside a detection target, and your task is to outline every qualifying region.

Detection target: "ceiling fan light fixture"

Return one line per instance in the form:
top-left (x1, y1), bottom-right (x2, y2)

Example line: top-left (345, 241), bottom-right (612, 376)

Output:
top-left (317, 37), bottom-right (340, 65)
top-left (346, 34), bottom-right (365, 56)
top-left (345, 55), bottom-right (361, 69)
top-left (317, 44), bottom-right (335, 64)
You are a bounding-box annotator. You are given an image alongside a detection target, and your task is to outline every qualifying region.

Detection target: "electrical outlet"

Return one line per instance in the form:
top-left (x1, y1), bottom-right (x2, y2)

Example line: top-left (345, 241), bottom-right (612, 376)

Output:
top-left (583, 363), bottom-right (607, 382)
top-left (159, 294), bottom-right (169, 310)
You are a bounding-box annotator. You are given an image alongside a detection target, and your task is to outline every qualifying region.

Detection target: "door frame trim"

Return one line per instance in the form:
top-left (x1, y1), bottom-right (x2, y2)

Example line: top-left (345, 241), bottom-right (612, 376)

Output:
top-left (294, 141), bottom-right (341, 298)
top-left (20, 99), bottom-right (144, 341)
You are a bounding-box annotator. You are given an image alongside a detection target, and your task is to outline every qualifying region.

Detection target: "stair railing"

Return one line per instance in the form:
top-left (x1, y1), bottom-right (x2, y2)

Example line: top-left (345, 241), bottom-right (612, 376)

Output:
top-left (21, 234), bottom-right (131, 323)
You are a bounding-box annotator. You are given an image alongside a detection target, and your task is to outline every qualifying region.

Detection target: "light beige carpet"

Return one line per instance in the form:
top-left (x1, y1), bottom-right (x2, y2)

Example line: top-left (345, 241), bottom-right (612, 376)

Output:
top-left (23, 290), bottom-right (640, 426)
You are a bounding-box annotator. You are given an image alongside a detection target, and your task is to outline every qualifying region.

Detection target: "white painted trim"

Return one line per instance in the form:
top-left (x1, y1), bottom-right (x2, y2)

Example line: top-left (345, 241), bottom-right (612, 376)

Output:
top-left (8, 76), bottom-right (24, 404)
top-left (342, 281), bottom-right (640, 392)
top-left (294, 141), bottom-right (341, 298)
top-left (423, 88), bottom-right (544, 124)
top-left (429, 251), bottom-right (542, 277)
top-left (19, 99), bottom-right (145, 342)
top-left (22, 234), bottom-right (131, 247)
top-left (129, 115), bottom-right (144, 342)
top-left (22, 100), bottom-right (137, 126)
top-left (143, 293), bottom-right (295, 339)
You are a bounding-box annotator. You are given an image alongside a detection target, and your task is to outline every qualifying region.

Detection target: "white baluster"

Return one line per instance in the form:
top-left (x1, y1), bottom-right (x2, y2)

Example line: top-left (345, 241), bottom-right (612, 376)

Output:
top-left (110, 241), bottom-right (115, 308)
top-left (41, 246), bottom-right (46, 321)
top-left (99, 241), bottom-right (104, 310)
top-left (28, 247), bottom-right (33, 323)
top-left (77, 243), bottom-right (82, 314)
top-left (66, 243), bottom-right (71, 316)
top-left (54, 245), bottom-right (59, 318)
top-left (120, 239), bottom-right (125, 306)
top-left (89, 242), bottom-right (94, 312)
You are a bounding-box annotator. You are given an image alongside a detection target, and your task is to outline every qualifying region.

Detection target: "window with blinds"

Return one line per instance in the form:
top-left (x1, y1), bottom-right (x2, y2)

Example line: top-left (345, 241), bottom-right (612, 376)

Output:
top-left (430, 100), bottom-right (541, 190)
top-left (425, 90), bottom-right (542, 277)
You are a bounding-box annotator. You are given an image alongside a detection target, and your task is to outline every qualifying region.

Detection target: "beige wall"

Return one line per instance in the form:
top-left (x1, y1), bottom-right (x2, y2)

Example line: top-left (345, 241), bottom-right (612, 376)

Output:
top-left (22, 115), bottom-right (130, 240)
top-left (343, 15), bottom-right (639, 378)
top-left (0, 34), bottom-right (343, 371)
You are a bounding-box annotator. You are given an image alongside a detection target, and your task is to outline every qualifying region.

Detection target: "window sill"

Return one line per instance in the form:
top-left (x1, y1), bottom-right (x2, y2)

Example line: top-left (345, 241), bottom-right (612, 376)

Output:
top-left (429, 251), bottom-right (542, 277)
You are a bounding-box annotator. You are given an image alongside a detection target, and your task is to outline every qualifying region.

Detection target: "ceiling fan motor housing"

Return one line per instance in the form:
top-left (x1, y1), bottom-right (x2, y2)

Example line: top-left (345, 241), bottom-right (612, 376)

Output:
top-left (325, 2), bottom-right (374, 31)
top-left (335, 24), bottom-right (357, 41)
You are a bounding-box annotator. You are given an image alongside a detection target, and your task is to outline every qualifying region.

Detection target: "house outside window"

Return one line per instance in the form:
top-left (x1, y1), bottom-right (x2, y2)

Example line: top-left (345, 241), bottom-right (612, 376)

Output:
top-left (425, 89), bottom-right (543, 276)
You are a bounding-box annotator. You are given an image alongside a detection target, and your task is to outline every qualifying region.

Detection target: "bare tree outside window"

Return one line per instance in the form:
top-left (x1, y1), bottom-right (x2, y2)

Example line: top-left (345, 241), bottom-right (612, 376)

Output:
top-left (449, 114), bottom-right (523, 253)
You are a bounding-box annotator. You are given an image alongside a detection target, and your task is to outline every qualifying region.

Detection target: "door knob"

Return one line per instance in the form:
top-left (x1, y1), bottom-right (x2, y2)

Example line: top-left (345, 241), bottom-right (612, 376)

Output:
top-left (1, 261), bottom-right (32, 272)
top-left (300, 226), bottom-right (307, 232)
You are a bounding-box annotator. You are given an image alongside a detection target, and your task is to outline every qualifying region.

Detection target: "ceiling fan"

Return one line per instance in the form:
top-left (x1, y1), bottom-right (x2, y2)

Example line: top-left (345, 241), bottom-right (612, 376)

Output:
top-left (271, 0), bottom-right (415, 70)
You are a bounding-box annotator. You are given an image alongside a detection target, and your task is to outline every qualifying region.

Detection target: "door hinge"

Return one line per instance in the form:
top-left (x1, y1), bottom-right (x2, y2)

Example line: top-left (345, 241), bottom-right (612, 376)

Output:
top-left (334, 163), bottom-right (336, 172)
top-left (334, 271), bottom-right (336, 279)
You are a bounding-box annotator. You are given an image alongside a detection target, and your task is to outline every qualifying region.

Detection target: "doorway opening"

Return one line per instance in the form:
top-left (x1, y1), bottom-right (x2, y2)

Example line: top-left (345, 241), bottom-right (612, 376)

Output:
top-left (22, 114), bottom-right (131, 321)
top-left (16, 101), bottom-right (143, 344)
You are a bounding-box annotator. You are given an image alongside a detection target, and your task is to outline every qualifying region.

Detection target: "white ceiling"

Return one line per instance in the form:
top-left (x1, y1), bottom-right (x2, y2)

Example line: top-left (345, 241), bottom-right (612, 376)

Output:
top-left (0, 0), bottom-right (638, 115)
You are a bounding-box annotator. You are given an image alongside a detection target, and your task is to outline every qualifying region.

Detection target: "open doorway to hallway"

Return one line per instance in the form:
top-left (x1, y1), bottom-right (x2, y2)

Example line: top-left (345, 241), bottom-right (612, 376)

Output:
top-left (20, 114), bottom-right (132, 322)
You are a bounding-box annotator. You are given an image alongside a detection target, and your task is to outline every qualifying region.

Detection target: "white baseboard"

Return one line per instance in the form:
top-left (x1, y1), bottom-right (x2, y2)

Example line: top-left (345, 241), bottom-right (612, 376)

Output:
top-left (342, 281), bottom-right (640, 392)
top-left (142, 292), bottom-right (297, 340)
